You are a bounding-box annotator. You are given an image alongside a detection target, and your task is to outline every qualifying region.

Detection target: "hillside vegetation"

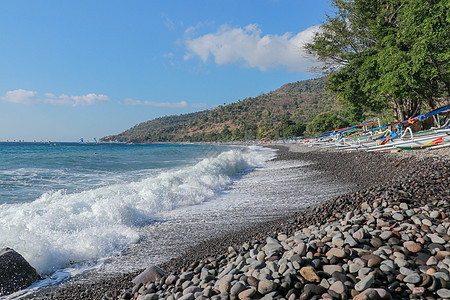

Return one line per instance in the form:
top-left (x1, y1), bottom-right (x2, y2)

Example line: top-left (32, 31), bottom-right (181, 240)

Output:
top-left (101, 77), bottom-right (358, 143)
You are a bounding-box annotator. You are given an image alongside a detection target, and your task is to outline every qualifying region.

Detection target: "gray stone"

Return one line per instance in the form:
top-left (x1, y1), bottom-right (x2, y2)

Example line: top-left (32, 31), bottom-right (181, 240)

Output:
top-left (183, 286), bottom-right (202, 295)
top-left (0, 248), bottom-right (41, 297)
top-left (380, 231), bottom-right (393, 240)
top-left (349, 263), bottom-right (362, 273)
top-left (355, 274), bottom-right (375, 292)
top-left (380, 264), bottom-right (394, 273)
top-left (422, 219), bottom-right (432, 227)
top-left (329, 281), bottom-right (346, 294)
top-left (230, 282), bottom-right (246, 296)
top-left (294, 242), bottom-right (307, 256)
top-left (258, 279), bottom-right (277, 295)
top-left (141, 294), bottom-right (158, 300)
top-left (326, 248), bottom-right (346, 258)
top-left (344, 235), bottom-right (358, 247)
top-left (353, 229), bottom-right (364, 240)
top-left (322, 265), bottom-right (344, 275)
top-left (437, 288), bottom-right (450, 299)
top-left (399, 267), bottom-right (414, 276)
top-left (251, 261), bottom-right (266, 269)
top-left (392, 213), bottom-right (404, 221)
top-left (165, 274), bottom-right (178, 285)
top-left (394, 257), bottom-right (408, 268)
top-left (430, 211), bottom-right (440, 219)
top-left (403, 273), bottom-right (421, 284)
top-left (428, 234), bottom-right (445, 244)
top-left (179, 271), bottom-right (195, 281)
top-left (238, 287), bottom-right (256, 299)
top-left (177, 293), bottom-right (194, 300)
top-left (431, 272), bottom-right (449, 282)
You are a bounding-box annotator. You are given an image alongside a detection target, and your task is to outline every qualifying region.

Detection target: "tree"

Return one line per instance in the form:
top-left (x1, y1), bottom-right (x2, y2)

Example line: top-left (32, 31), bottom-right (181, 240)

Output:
top-left (305, 112), bottom-right (349, 136)
top-left (305, 0), bottom-right (450, 121)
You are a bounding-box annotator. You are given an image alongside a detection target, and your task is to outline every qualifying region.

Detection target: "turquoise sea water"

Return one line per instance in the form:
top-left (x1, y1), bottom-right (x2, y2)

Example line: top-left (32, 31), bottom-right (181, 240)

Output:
top-left (0, 142), bottom-right (348, 296)
top-left (0, 142), bottom-right (234, 205)
top-left (0, 143), bottom-right (274, 281)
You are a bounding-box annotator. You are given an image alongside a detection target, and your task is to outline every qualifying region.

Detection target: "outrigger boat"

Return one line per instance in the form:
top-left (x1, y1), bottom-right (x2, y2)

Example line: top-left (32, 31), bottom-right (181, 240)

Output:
top-left (300, 105), bottom-right (450, 152)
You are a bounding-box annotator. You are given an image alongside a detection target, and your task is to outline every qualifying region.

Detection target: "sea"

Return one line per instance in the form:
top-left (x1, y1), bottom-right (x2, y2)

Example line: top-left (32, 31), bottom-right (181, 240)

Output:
top-left (0, 142), bottom-right (348, 297)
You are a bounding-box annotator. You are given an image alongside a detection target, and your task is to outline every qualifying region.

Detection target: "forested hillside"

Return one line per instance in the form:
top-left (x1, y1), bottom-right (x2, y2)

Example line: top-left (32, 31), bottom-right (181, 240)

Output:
top-left (101, 77), bottom-right (354, 142)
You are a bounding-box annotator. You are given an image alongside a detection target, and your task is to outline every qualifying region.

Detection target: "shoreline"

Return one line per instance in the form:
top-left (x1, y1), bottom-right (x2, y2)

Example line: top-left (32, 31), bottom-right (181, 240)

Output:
top-left (23, 144), bottom-right (449, 299)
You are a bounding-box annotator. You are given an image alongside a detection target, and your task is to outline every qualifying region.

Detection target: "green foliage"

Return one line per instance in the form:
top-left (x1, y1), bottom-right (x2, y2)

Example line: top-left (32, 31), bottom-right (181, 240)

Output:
top-left (305, 112), bottom-right (349, 136)
top-left (101, 77), bottom-right (342, 143)
top-left (305, 0), bottom-right (450, 121)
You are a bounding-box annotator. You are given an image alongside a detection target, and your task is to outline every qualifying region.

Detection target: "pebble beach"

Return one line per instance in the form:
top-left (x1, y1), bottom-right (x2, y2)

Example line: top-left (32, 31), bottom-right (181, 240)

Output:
top-left (26, 145), bottom-right (449, 300)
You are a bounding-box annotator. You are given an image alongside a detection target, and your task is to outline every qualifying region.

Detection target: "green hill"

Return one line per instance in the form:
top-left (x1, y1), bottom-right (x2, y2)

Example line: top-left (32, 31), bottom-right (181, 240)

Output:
top-left (101, 77), bottom-right (346, 143)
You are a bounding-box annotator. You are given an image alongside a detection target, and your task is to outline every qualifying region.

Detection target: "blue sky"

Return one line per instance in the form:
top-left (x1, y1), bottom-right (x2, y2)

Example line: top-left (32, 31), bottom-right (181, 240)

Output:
top-left (0, 0), bottom-right (331, 142)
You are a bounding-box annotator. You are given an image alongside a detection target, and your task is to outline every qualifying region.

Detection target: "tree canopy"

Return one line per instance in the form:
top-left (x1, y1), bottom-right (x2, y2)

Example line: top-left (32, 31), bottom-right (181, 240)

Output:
top-left (305, 0), bottom-right (450, 121)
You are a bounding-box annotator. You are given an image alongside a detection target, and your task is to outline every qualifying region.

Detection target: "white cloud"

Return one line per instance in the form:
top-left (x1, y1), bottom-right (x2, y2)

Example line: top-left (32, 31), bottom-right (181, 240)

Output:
top-left (124, 98), bottom-right (188, 108)
top-left (1, 89), bottom-right (37, 104)
top-left (184, 24), bottom-right (319, 72)
top-left (162, 13), bottom-right (175, 30)
top-left (44, 93), bottom-right (110, 106)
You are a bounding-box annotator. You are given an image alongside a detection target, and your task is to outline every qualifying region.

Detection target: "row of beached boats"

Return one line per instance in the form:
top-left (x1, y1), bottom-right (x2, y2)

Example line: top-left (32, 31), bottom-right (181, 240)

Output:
top-left (292, 105), bottom-right (450, 152)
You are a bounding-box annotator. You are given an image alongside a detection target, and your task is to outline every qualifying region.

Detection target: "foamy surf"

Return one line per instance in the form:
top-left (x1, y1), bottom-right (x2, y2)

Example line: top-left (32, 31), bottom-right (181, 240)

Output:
top-left (0, 145), bottom-right (274, 288)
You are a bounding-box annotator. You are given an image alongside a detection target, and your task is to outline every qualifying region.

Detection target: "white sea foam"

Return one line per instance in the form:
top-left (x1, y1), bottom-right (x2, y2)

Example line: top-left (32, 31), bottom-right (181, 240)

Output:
top-left (0, 146), bottom-right (273, 277)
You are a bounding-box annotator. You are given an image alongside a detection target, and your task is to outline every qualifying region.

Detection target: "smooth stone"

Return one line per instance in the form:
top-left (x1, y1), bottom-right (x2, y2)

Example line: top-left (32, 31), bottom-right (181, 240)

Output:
top-left (387, 237), bottom-right (402, 245)
top-left (436, 251), bottom-right (450, 260)
top-left (399, 203), bottom-right (408, 210)
top-left (428, 234), bottom-right (445, 244)
top-left (141, 294), bottom-right (158, 300)
top-left (299, 266), bottom-right (320, 282)
top-left (294, 243), bottom-right (307, 256)
top-left (431, 272), bottom-right (449, 282)
top-left (355, 274), bottom-right (375, 292)
top-left (322, 265), bottom-right (343, 275)
top-left (353, 288), bottom-right (390, 300)
top-left (247, 276), bottom-right (258, 288)
top-left (329, 281), bottom-right (346, 294)
top-left (358, 267), bottom-right (372, 277)
top-left (278, 234), bottom-right (288, 242)
top-left (422, 219), bottom-right (432, 227)
top-left (0, 248), bottom-right (42, 297)
top-left (394, 257), bottom-right (408, 268)
top-left (302, 283), bottom-right (326, 297)
top-left (326, 248), bottom-right (346, 258)
top-left (380, 231), bottom-right (393, 240)
top-left (344, 235), bottom-right (358, 247)
top-left (370, 238), bottom-right (383, 248)
top-left (412, 287), bottom-right (425, 295)
top-left (349, 263), bottom-right (362, 273)
top-left (179, 271), bottom-right (195, 281)
top-left (430, 211), bottom-right (440, 219)
top-left (392, 213), bottom-right (404, 221)
top-left (165, 274), bottom-right (178, 285)
top-left (406, 243), bottom-right (422, 253)
top-left (400, 267), bottom-right (414, 276)
top-left (230, 282), bottom-right (246, 296)
top-left (238, 287), bottom-right (256, 299)
top-left (177, 293), bottom-right (194, 300)
top-left (218, 280), bottom-right (231, 293)
top-left (183, 286), bottom-right (202, 295)
top-left (361, 254), bottom-right (382, 267)
top-left (132, 265), bottom-right (165, 286)
top-left (403, 273), bottom-right (421, 284)
top-left (353, 229), bottom-right (364, 240)
top-left (258, 279), bottom-right (277, 295)
top-left (380, 264), bottom-right (394, 273)
top-left (437, 288), bottom-right (450, 298)
top-left (251, 261), bottom-right (266, 270)
top-left (320, 278), bottom-right (330, 289)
